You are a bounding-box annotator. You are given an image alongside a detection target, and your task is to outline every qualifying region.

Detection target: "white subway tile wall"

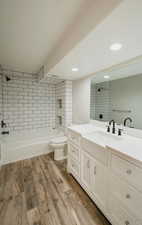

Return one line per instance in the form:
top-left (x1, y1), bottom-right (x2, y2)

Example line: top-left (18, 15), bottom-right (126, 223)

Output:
top-left (0, 70), bottom-right (72, 134)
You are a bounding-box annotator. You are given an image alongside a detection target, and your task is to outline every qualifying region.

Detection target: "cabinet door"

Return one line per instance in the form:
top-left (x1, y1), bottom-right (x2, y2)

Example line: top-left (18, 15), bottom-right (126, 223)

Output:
top-left (91, 158), bottom-right (106, 209)
top-left (81, 152), bottom-right (91, 189)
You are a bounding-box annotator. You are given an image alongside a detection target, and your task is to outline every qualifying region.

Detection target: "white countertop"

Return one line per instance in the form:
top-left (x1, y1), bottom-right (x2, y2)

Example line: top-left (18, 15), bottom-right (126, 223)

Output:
top-left (68, 123), bottom-right (142, 164)
top-left (68, 123), bottom-right (102, 134)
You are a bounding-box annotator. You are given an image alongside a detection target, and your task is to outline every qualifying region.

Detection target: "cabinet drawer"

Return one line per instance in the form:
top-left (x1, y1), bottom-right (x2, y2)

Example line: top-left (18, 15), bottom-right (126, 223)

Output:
top-left (68, 130), bottom-right (80, 147)
top-left (69, 157), bottom-right (80, 177)
top-left (111, 154), bottom-right (142, 192)
top-left (69, 144), bottom-right (80, 161)
top-left (81, 138), bottom-right (107, 165)
top-left (109, 195), bottom-right (141, 225)
top-left (110, 174), bottom-right (142, 220)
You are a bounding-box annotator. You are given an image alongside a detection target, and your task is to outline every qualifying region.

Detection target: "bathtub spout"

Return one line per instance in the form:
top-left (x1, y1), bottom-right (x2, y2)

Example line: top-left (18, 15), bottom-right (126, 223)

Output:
top-left (1, 131), bottom-right (9, 135)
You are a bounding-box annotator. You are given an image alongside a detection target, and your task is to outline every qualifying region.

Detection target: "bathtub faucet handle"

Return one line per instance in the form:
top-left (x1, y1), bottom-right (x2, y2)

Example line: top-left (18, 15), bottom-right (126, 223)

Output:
top-left (1, 120), bottom-right (7, 128)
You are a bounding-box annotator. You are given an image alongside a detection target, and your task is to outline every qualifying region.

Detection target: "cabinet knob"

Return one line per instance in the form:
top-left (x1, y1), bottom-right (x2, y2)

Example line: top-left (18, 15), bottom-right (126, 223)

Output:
top-left (126, 194), bottom-right (131, 199)
top-left (125, 220), bottom-right (130, 225)
top-left (126, 169), bottom-right (132, 175)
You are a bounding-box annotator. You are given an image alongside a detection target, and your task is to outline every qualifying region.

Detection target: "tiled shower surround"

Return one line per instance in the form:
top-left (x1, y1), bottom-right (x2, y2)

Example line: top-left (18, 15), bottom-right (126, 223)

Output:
top-left (0, 70), bottom-right (72, 134)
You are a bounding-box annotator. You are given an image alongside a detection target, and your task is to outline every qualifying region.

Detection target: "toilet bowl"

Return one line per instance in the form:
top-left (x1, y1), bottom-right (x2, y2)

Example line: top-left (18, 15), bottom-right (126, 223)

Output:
top-left (50, 136), bottom-right (67, 160)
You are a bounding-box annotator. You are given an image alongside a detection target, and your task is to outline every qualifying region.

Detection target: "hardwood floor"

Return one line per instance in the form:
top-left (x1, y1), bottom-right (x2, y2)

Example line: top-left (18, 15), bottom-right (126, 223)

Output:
top-left (0, 153), bottom-right (111, 225)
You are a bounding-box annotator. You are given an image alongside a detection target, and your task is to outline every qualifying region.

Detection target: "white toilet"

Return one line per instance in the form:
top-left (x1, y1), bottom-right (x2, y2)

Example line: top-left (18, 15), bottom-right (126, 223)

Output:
top-left (50, 136), bottom-right (67, 160)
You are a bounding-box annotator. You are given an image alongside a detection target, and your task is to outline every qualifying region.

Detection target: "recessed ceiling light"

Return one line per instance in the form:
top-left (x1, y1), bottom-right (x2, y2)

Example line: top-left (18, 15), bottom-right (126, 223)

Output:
top-left (72, 68), bottom-right (79, 72)
top-left (104, 75), bottom-right (110, 79)
top-left (110, 43), bottom-right (122, 51)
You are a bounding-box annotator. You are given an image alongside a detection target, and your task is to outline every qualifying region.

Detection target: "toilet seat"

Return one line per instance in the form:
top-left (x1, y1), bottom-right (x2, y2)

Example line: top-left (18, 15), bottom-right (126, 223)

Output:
top-left (51, 136), bottom-right (67, 144)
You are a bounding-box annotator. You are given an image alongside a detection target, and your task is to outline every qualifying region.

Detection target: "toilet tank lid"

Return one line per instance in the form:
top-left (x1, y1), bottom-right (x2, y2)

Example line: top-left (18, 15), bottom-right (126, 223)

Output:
top-left (51, 136), bottom-right (67, 144)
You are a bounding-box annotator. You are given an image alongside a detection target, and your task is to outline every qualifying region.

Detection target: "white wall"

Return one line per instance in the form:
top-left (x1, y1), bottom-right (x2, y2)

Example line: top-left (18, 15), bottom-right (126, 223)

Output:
top-left (72, 77), bottom-right (90, 124)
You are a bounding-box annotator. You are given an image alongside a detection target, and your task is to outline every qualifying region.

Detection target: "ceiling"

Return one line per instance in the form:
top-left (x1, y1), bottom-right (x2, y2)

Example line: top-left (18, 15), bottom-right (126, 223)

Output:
top-left (91, 56), bottom-right (142, 83)
top-left (49, 0), bottom-right (142, 80)
top-left (0, 0), bottom-right (122, 74)
top-left (0, 0), bottom-right (87, 73)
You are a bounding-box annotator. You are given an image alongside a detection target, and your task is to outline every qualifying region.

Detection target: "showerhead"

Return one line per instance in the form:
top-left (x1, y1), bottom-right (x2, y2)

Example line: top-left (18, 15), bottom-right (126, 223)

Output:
top-left (97, 87), bottom-right (109, 92)
top-left (97, 87), bottom-right (104, 92)
top-left (5, 76), bottom-right (11, 82)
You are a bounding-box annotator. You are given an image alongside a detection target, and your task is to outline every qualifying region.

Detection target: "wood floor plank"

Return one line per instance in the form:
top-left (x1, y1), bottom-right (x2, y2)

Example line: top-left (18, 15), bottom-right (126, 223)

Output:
top-left (27, 207), bottom-right (42, 225)
top-left (22, 159), bottom-right (38, 211)
top-left (0, 193), bottom-right (28, 225)
top-left (38, 158), bottom-right (74, 225)
top-left (0, 153), bottom-right (111, 225)
top-left (31, 157), bottom-right (64, 225)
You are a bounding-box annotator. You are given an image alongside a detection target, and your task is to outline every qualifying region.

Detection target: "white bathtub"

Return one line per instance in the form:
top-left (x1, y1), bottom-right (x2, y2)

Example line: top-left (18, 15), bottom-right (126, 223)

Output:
top-left (0, 128), bottom-right (64, 165)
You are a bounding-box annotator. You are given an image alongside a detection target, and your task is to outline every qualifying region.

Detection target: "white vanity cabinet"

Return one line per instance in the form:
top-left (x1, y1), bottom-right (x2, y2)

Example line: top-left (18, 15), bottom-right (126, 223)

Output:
top-left (67, 130), bottom-right (81, 181)
top-left (81, 151), bottom-right (91, 189)
top-left (81, 149), bottom-right (107, 211)
top-left (68, 130), bottom-right (80, 148)
top-left (68, 129), bottom-right (107, 214)
top-left (67, 128), bottom-right (142, 225)
top-left (108, 194), bottom-right (140, 225)
top-left (111, 153), bottom-right (142, 192)
top-left (90, 157), bottom-right (107, 210)
top-left (68, 156), bottom-right (80, 178)
top-left (108, 152), bottom-right (142, 225)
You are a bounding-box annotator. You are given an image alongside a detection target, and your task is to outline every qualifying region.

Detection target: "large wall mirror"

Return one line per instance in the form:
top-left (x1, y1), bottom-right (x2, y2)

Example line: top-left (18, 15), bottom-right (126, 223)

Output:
top-left (90, 57), bottom-right (142, 129)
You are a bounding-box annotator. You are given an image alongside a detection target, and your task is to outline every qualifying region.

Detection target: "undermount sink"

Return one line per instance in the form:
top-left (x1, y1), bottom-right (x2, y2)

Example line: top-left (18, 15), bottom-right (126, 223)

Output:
top-left (84, 130), bottom-right (123, 144)
top-left (93, 130), bottom-right (123, 141)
